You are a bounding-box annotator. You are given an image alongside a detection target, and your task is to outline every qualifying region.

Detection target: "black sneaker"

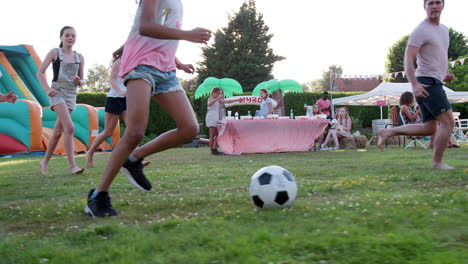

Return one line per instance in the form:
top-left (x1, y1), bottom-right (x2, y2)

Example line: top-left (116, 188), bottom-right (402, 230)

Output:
top-left (120, 159), bottom-right (153, 192)
top-left (85, 189), bottom-right (118, 218)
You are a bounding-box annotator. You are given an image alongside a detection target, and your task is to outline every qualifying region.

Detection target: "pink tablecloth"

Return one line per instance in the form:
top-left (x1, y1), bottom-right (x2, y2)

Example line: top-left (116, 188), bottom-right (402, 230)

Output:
top-left (217, 119), bottom-right (329, 154)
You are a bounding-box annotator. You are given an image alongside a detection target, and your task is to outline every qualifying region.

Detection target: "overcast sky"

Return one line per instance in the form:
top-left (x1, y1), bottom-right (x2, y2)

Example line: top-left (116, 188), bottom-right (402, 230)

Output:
top-left (1, 0), bottom-right (467, 83)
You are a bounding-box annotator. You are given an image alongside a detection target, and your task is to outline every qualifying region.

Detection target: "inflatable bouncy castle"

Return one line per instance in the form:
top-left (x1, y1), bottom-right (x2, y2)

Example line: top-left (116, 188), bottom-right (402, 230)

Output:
top-left (0, 44), bottom-right (120, 155)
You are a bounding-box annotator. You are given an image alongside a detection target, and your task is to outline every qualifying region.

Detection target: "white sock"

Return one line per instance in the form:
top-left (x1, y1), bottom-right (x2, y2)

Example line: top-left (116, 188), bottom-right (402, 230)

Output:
top-left (128, 154), bottom-right (138, 162)
top-left (90, 189), bottom-right (99, 199)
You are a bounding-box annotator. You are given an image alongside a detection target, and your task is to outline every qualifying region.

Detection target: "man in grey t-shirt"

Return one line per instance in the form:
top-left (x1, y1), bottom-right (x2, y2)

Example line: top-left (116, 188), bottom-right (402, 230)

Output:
top-left (378, 0), bottom-right (455, 170)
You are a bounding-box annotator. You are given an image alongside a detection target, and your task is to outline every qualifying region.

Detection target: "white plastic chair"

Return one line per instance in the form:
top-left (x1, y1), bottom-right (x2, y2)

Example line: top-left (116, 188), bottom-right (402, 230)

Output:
top-left (452, 112), bottom-right (468, 144)
top-left (399, 111), bottom-right (429, 149)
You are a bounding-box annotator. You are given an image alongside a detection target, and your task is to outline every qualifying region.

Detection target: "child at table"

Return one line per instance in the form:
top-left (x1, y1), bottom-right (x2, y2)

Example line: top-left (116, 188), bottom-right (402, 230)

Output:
top-left (206, 87), bottom-right (240, 155)
top-left (259, 88), bottom-right (274, 117)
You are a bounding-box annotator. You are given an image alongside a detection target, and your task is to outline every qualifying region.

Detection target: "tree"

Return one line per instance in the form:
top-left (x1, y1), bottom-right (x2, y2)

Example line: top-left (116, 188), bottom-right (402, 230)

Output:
top-left (196, 0), bottom-right (284, 92)
top-left (445, 56), bottom-right (468, 91)
top-left (301, 80), bottom-right (322, 92)
top-left (385, 36), bottom-right (409, 83)
top-left (84, 64), bottom-right (110, 92)
top-left (385, 28), bottom-right (468, 83)
top-left (448, 28), bottom-right (468, 61)
top-left (315, 65), bottom-right (343, 92)
top-left (180, 76), bottom-right (198, 96)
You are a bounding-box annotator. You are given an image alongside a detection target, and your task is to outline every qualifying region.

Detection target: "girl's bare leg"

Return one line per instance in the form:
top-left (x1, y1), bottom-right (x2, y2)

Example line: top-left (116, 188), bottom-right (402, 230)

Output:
top-left (332, 131), bottom-right (339, 149)
top-left (86, 112), bottom-right (120, 167)
top-left (54, 104), bottom-right (83, 174)
top-left (208, 127), bottom-right (217, 149)
top-left (321, 131), bottom-right (332, 148)
top-left (97, 80), bottom-right (152, 192)
top-left (131, 90), bottom-right (199, 159)
top-left (40, 106), bottom-right (65, 175)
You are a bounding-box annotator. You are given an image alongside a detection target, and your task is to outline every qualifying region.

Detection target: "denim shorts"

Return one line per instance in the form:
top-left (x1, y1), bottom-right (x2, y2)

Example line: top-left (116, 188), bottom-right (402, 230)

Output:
top-left (105, 97), bottom-right (126, 115)
top-left (123, 65), bottom-right (183, 95)
top-left (415, 76), bottom-right (451, 123)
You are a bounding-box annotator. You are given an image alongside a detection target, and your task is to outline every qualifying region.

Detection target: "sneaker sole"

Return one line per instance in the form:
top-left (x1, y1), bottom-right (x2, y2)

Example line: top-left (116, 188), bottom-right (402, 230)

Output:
top-left (120, 167), bottom-right (153, 192)
top-left (84, 206), bottom-right (96, 218)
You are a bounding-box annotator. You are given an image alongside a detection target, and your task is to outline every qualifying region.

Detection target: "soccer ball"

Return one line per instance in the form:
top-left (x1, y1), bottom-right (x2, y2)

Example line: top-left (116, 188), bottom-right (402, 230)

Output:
top-left (249, 165), bottom-right (297, 209)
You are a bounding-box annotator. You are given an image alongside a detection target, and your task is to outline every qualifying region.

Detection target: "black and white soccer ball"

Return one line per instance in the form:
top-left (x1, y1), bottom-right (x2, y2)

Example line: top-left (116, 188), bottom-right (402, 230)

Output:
top-left (249, 165), bottom-right (297, 209)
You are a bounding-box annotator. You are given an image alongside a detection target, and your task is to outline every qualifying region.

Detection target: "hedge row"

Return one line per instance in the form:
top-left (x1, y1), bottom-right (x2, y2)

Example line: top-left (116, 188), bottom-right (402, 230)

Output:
top-left (78, 92), bottom-right (468, 137)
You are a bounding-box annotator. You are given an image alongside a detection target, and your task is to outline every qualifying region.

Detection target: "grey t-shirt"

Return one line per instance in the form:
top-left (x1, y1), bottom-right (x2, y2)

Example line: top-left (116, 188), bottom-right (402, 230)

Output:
top-left (407, 19), bottom-right (449, 82)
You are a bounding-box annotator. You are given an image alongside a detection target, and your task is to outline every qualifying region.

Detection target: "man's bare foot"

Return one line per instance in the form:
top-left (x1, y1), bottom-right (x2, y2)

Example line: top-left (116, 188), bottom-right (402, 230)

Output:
top-left (39, 160), bottom-right (48, 175)
top-left (376, 128), bottom-right (391, 151)
top-left (86, 151), bottom-right (94, 168)
top-left (432, 163), bottom-right (455, 170)
top-left (71, 167), bottom-right (85, 175)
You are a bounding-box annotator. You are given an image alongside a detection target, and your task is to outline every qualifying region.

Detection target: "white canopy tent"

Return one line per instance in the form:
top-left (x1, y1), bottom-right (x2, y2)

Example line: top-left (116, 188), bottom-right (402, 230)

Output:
top-left (332, 81), bottom-right (468, 106)
top-left (332, 82), bottom-right (468, 119)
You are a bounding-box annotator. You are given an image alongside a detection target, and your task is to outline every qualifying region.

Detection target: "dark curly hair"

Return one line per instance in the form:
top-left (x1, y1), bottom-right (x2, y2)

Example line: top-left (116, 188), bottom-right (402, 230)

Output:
top-left (399, 91), bottom-right (415, 106)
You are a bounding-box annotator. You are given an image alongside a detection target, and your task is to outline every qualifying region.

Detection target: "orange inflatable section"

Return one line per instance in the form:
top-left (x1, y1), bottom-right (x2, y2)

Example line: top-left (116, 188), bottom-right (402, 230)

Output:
top-left (110, 119), bottom-right (121, 147)
top-left (23, 44), bottom-right (46, 81)
top-left (20, 99), bottom-right (43, 151)
top-left (23, 45), bottom-right (42, 68)
top-left (0, 52), bottom-right (39, 104)
top-left (79, 104), bottom-right (99, 147)
top-left (41, 128), bottom-right (88, 155)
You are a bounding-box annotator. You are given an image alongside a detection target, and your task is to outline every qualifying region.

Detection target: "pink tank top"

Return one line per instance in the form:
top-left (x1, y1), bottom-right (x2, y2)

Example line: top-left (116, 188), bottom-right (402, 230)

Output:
top-left (119, 0), bottom-right (183, 77)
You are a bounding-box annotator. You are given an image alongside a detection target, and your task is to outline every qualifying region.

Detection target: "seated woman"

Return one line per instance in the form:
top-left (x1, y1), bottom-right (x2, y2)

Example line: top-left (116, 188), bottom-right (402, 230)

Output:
top-left (321, 107), bottom-right (352, 150)
top-left (398, 91), bottom-right (420, 125)
top-left (258, 88), bottom-right (274, 117)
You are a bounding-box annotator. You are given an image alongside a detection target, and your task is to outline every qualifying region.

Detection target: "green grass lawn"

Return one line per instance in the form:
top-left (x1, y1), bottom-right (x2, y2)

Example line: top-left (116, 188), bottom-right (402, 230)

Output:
top-left (1, 146), bottom-right (467, 264)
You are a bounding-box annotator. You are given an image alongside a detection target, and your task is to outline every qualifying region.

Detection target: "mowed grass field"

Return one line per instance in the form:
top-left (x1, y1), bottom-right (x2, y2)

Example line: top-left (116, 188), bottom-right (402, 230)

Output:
top-left (1, 146), bottom-right (467, 264)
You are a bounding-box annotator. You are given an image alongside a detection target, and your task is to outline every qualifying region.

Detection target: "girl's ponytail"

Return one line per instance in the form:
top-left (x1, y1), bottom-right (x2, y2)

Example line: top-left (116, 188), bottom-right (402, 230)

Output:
top-left (112, 45), bottom-right (125, 63)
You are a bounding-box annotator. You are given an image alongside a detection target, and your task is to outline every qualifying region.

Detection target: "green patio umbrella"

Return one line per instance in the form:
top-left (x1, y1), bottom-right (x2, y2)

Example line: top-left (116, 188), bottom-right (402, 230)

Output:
top-left (194, 77), bottom-right (243, 99)
top-left (252, 79), bottom-right (303, 96)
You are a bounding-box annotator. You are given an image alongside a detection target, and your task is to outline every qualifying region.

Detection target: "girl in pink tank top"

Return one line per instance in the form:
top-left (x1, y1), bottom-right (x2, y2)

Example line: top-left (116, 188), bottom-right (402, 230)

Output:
top-left (85, 0), bottom-right (212, 217)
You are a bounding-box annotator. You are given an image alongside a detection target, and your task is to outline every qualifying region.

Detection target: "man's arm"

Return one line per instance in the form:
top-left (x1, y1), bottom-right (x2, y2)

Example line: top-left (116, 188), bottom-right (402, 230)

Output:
top-left (405, 45), bottom-right (429, 98)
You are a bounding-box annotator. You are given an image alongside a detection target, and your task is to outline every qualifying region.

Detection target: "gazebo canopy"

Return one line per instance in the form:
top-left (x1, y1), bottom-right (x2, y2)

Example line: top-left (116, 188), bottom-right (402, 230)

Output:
top-left (332, 81), bottom-right (468, 106)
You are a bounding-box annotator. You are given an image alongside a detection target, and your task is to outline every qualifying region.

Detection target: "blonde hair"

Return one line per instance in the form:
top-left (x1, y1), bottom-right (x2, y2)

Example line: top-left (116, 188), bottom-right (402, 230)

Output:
top-left (312, 104), bottom-right (322, 115)
top-left (337, 107), bottom-right (351, 127)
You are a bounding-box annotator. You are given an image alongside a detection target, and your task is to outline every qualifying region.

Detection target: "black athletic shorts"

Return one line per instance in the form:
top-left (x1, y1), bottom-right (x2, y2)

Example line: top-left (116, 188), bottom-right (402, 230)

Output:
top-left (105, 97), bottom-right (127, 115)
top-left (415, 77), bottom-right (451, 123)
